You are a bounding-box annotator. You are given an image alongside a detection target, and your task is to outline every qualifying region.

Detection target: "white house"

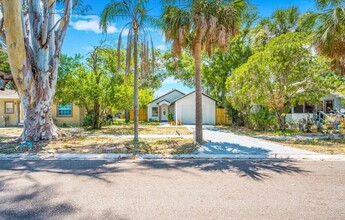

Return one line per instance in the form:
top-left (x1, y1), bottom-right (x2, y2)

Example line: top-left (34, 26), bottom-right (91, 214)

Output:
top-left (147, 89), bottom-right (218, 125)
top-left (286, 93), bottom-right (344, 123)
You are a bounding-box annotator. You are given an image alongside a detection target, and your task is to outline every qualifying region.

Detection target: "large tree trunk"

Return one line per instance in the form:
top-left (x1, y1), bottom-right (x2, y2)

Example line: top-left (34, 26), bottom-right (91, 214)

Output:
top-left (133, 28), bottom-right (139, 142)
top-left (125, 109), bottom-right (130, 123)
top-left (1, 0), bottom-right (72, 141)
top-left (194, 30), bottom-right (203, 143)
top-left (93, 100), bottom-right (101, 129)
top-left (22, 92), bottom-right (61, 141)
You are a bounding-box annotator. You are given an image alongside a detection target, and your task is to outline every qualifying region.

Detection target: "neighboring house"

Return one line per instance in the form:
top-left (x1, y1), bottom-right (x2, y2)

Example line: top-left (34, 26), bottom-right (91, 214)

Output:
top-left (147, 89), bottom-right (218, 125)
top-left (286, 93), bottom-right (344, 123)
top-left (0, 90), bottom-right (84, 127)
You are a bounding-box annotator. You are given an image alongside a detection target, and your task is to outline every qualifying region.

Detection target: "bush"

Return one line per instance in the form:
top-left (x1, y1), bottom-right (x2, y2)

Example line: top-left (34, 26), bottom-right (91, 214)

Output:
top-left (168, 112), bottom-right (174, 122)
top-left (82, 113), bottom-right (94, 127)
top-left (249, 107), bottom-right (276, 131)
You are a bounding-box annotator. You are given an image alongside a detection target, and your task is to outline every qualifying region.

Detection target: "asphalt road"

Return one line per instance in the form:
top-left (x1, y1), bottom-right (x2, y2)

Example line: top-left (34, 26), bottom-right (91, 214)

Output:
top-left (0, 159), bottom-right (345, 220)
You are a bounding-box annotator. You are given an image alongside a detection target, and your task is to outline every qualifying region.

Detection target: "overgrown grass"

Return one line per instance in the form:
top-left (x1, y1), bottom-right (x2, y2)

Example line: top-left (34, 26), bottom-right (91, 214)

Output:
top-left (35, 136), bottom-right (196, 154)
top-left (85, 124), bottom-right (191, 136)
top-left (0, 135), bottom-right (196, 155)
top-left (0, 137), bottom-right (19, 154)
top-left (220, 126), bottom-right (301, 137)
top-left (273, 138), bottom-right (345, 154)
top-left (0, 122), bottom-right (192, 138)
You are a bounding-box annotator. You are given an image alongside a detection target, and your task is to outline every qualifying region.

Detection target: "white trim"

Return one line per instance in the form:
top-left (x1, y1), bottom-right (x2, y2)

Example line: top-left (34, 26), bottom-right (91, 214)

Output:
top-left (158, 100), bottom-right (170, 106)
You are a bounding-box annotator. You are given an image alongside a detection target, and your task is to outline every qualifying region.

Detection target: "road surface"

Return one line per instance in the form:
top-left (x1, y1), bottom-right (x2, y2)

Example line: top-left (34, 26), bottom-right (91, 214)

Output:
top-left (0, 159), bottom-right (344, 220)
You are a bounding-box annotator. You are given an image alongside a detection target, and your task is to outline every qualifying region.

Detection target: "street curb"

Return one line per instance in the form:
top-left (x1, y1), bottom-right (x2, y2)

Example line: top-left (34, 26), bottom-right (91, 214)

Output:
top-left (0, 153), bottom-right (345, 161)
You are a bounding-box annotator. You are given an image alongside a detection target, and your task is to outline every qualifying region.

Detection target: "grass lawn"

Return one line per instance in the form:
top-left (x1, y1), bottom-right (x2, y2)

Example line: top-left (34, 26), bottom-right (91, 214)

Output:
top-left (0, 121), bottom-right (195, 154)
top-left (218, 126), bottom-right (301, 137)
top-left (220, 125), bottom-right (345, 155)
top-left (0, 120), bottom-right (192, 137)
top-left (0, 136), bottom-right (196, 155)
top-left (271, 139), bottom-right (345, 155)
top-left (0, 137), bottom-right (19, 154)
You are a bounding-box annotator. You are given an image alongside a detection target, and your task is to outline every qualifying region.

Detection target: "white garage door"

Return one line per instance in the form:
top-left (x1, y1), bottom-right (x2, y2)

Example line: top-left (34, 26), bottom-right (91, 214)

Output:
top-left (181, 104), bottom-right (214, 125)
top-left (181, 104), bottom-right (195, 124)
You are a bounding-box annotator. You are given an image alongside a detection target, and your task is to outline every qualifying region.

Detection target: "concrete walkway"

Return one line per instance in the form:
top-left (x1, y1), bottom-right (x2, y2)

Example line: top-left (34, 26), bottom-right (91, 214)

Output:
top-left (185, 126), bottom-right (318, 158)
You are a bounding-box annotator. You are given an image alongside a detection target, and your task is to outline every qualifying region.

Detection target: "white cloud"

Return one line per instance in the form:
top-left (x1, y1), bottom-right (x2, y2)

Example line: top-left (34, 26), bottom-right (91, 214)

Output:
top-left (163, 76), bottom-right (178, 84)
top-left (70, 15), bottom-right (118, 34)
top-left (156, 44), bottom-right (167, 50)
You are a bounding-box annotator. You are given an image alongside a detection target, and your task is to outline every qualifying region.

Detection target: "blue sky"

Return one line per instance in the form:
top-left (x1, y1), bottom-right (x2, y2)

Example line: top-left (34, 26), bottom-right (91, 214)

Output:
top-left (61, 0), bottom-right (316, 97)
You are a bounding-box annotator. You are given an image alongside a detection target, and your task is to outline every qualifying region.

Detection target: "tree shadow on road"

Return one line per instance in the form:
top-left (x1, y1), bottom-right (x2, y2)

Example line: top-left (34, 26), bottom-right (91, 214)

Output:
top-left (0, 173), bottom-right (76, 220)
top-left (0, 160), bottom-right (120, 183)
top-left (137, 159), bottom-right (310, 181)
top-left (0, 160), bottom-right (132, 220)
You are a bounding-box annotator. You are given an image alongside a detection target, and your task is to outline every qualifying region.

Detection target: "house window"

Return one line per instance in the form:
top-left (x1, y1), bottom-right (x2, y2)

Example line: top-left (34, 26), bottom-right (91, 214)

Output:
top-left (152, 107), bottom-right (158, 117)
top-left (57, 104), bottom-right (72, 117)
top-left (305, 103), bottom-right (315, 113)
top-left (294, 104), bottom-right (304, 113)
top-left (5, 102), bottom-right (14, 114)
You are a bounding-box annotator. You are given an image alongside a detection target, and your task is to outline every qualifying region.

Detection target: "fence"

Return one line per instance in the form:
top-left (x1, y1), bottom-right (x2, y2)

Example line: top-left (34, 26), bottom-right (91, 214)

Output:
top-left (130, 109), bottom-right (148, 121)
top-left (129, 108), bottom-right (230, 125)
top-left (216, 108), bottom-right (231, 125)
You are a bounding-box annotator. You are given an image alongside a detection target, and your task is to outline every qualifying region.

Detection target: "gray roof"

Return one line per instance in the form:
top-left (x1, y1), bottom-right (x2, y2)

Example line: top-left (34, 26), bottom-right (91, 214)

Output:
top-left (170, 91), bottom-right (219, 105)
top-left (0, 90), bottom-right (20, 99)
top-left (148, 89), bottom-right (185, 104)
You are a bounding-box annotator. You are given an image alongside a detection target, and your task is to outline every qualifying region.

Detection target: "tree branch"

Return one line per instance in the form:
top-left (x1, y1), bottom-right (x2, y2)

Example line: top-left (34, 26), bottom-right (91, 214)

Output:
top-left (0, 70), bottom-right (12, 90)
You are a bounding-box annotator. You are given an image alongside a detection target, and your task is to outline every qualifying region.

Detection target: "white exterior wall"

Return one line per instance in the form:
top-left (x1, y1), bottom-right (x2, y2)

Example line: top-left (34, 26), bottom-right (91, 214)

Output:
top-left (286, 113), bottom-right (314, 123)
top-left (147, 90), bottom-right (184, 121)
top-left (175, 93), bottom-right (216, 125)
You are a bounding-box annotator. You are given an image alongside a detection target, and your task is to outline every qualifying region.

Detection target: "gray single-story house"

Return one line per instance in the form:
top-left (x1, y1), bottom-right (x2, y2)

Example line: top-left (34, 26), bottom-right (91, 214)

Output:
top-left (147, 89), bottom-right (218, 125)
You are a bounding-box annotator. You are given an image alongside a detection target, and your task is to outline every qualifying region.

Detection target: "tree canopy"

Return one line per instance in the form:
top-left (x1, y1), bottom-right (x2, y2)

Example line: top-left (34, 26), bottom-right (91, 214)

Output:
top-left (227, 32), bottom-right (340, 130)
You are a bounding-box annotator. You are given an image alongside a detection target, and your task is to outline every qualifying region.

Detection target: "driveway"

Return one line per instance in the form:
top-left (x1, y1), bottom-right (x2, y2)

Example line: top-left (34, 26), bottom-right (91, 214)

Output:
top-left (185, 126), bottom-right (317, 157)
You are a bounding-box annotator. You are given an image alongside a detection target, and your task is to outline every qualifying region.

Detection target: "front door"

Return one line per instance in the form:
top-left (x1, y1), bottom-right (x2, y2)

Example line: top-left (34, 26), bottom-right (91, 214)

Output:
top-left (161, 105), bottom-right (168, 121)
top-left (325, 100), bottom-right (334, 113)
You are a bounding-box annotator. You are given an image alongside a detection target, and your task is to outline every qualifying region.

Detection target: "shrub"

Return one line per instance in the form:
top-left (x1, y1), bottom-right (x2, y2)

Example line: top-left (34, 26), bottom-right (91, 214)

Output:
top-left (82, 113), bottom-right (94, 127)
top-left (249, 107), bottom-right (276, 131)
top-left (168, 112), bottom-right (174, 122)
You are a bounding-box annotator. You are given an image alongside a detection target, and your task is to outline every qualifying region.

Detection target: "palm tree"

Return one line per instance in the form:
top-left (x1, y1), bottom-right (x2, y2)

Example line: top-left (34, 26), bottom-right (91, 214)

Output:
top-left (161, 0), bottom-right (246, 143)
top-left (100, 0), bottom-right (155, 143)
top-left (303, 0), bottom-right (345, 74)
top-left (251, 6), bottom-right (300, 47)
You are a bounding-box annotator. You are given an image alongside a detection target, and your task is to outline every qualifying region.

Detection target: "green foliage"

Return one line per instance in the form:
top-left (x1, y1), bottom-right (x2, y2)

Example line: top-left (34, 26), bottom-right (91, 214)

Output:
top-left (56, 47), bottom-right (156, 129)
top-left (301, 0), bottom-right (345, 74)
top-left (203, 37), bottom-right (252, 106)
top-left (0, 50), bottom-right (10, 72)
top-left (168, 112), bottom-right (174, 122)
top-left (163, 37), bottom-right (251, 107)
top-left (163, 51), bottom-right (195, 88)
top-left (228, 32), bottom-right (340, 130)
top-left (248, 6), bottom-right (302, 50)
top-left (82, 112), bottom-right (95, 127)
top-left (249, 107), bottom-right (276, 131)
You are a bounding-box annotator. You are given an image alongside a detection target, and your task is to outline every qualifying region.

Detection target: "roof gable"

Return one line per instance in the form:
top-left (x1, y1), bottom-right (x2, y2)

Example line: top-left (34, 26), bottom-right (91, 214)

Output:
top-left (170, 91), bottom-right (219, 104)
top-left (148, 89), bottom-right (185, 104)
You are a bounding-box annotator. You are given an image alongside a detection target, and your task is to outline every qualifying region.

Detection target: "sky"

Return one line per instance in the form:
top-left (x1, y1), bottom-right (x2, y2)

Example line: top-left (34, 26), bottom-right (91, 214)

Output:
top-left (61, 0), bottom-right (317, 98)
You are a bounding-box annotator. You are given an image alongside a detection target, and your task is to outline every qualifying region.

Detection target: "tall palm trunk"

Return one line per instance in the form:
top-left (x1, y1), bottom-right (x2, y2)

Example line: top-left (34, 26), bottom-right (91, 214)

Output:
top-left (195, 30), bottom-right (203, 143)
top-left (133, 28), bottom-right (139, 142)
